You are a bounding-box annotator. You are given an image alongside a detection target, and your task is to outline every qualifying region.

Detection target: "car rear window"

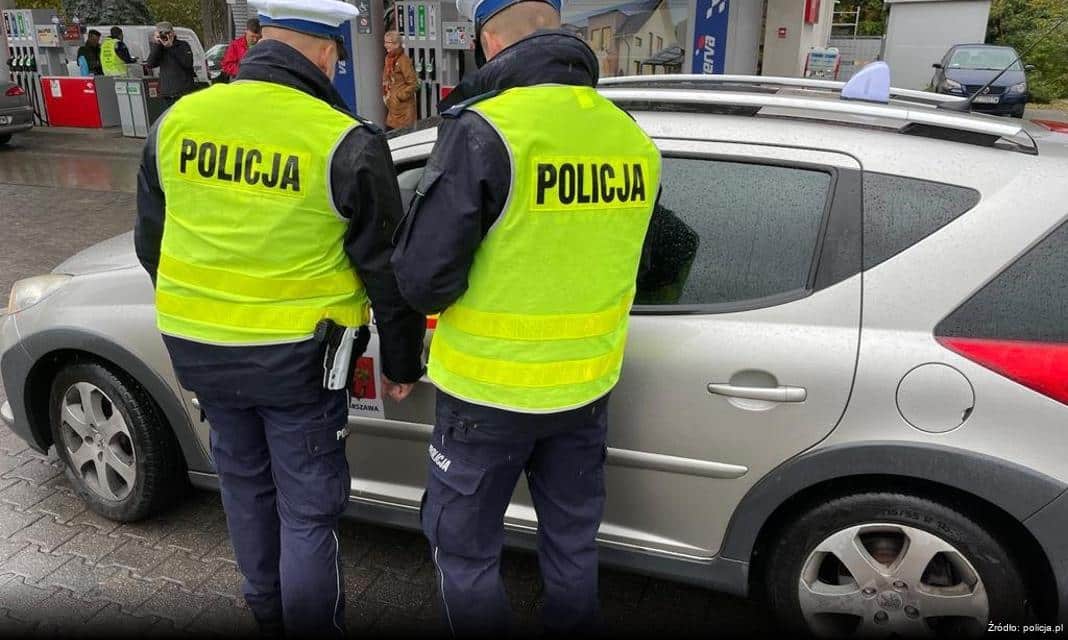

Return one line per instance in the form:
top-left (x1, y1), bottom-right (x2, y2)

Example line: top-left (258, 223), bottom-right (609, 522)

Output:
top-left (937, 221), bottom-right (1068, 343)
top-left (864, 173), bottom-right (980, 270)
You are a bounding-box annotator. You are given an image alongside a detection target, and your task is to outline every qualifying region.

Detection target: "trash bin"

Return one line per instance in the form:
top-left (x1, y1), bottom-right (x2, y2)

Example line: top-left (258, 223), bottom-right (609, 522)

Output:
top-left (143, 78), bottom-right (167, 126)
top-left (115, 78), bottom-right (167, 138)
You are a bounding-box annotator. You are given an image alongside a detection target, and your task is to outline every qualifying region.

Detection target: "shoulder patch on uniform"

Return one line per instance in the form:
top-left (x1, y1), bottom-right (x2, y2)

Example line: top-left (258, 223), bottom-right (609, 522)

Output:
top-left (442, 90), bottom-right (501, 118)
top-left (354, 115), bottom-right (383, 134)
top-left (329, 105), bottom-right (382, 134)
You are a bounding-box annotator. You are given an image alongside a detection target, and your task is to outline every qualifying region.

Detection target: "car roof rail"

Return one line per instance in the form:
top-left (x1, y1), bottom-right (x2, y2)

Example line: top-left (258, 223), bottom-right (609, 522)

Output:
top-left (597, 84), bottom-right (1038, 155)
top-left (599, 74), bottom-right (968, 108)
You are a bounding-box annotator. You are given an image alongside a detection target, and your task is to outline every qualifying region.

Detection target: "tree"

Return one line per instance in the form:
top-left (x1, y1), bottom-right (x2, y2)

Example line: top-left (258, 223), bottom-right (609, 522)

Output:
top-left (988, 0), bottom-right (1068, 101)
top-left (833, 0), bottom-right (887, 37)
top-left (199, 0), bottom-right (229, 47)
top-left (145, 0), bottom-right (204, 40)
top-left (101, 0), bottom-right (152, 23)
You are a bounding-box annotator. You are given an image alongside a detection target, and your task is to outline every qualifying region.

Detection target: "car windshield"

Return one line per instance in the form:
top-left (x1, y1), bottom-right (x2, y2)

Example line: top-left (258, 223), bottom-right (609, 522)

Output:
top-left (948, 47), bottom-right (1023, 71)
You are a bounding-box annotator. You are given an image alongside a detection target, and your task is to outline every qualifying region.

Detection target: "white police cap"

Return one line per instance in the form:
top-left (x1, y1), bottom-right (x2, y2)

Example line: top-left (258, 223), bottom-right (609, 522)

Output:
top-left (249, 0), bottom-right (359, 38)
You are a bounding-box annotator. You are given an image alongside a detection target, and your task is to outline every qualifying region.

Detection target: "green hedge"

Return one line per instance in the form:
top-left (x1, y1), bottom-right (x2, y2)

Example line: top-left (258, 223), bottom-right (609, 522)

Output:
top-left (988, 0), bottom-right (1068, 102)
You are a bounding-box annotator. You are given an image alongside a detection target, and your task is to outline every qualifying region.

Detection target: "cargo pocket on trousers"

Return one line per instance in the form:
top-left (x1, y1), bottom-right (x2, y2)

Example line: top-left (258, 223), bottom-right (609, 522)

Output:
top-left (306, 426), bottom-right (350, 515)
top-left (423, 451), bottom-right (486, 556)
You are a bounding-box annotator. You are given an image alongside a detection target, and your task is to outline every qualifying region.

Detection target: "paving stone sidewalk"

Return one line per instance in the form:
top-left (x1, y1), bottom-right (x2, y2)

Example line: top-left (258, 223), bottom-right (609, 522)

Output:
top-left (0, 423), bottom-right (773, 638)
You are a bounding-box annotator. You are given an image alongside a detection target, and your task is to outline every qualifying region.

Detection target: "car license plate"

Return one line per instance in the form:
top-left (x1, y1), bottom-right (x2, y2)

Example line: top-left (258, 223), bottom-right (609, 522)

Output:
top-left (0, 116), bottom-right (12, 125)
top-left (973, 95), bottom-right (1000, 104)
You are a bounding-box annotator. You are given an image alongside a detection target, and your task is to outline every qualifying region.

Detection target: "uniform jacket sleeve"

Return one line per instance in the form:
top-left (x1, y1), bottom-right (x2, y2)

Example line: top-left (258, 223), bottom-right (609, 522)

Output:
top-left (391, 113), bottom-right (511, 315)
top-left (332, 125), bottom-right (427, 383)
top-left (221, 39), bottom-right (243, 78)
top-left (116, 41), bottom-right (136, 63)
top-left (145, 42), bottom-right (164, 68)
top-left (175, 41), bottom-right (195, 72)
top-left (134, 119), bottom-right (166, 284)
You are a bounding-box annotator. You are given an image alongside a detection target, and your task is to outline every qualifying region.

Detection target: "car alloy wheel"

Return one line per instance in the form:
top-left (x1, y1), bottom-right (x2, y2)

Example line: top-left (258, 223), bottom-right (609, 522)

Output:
top-left (58, 381), bottom-right (138, 501)
top-left (798, 523), bottom-right (989, 638)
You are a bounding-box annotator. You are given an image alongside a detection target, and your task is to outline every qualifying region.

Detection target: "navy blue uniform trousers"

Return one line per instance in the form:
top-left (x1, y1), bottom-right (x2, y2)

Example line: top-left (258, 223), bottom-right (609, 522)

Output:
top-left (201, 388), bottom-right (350, 638)
top-left (423, 392), bottom-right (610, 636)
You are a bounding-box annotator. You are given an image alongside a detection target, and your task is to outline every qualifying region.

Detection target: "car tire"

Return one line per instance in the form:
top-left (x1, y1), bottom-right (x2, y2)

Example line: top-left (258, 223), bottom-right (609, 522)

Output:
top-left (765, 492), bottom-right (1027, 638)
top-left (49, 362), bottom-right (187, 522)
top-left (0, 134), bottom-right (11, 146)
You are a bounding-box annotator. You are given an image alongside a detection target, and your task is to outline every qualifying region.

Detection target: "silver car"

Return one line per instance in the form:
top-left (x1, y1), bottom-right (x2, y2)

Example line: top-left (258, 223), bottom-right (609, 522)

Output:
top-left (0, 80), bottom-right (34, 145)
top-left (3, 76), bottom-right (1068, 637)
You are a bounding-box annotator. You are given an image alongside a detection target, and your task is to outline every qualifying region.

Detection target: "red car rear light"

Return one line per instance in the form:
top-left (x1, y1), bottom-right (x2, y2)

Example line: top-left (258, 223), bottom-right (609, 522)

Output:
top-left (939, 337), bottom-right (1068, 406)
top-left (4, 85), bottom-right (25, 97)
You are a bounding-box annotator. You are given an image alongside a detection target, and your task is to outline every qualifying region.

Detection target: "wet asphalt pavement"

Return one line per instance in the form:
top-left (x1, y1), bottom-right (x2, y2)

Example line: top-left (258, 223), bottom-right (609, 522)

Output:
top-left (0, 127), bottom-right (774, 637)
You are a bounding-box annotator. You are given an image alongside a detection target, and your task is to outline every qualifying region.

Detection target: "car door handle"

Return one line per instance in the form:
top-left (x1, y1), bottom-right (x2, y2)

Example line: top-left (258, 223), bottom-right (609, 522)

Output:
top-left (706, 383), bottom-right (807, 403)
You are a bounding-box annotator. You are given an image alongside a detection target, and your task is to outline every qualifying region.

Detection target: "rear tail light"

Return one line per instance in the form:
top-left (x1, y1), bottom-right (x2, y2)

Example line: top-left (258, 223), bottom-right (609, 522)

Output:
top-left (5, 85), bottom-right (26, 97)
top-left (939, 337), bottom-right (1068, 405)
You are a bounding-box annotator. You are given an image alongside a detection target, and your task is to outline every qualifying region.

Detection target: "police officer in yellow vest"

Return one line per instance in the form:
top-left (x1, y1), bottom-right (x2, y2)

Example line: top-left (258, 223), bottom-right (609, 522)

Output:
top-left (391, 0), bottom-right (661, 634)
top-left (101, 27), bottom-right (136, 76)
top-left (134, 0), bottom-right (426, 636)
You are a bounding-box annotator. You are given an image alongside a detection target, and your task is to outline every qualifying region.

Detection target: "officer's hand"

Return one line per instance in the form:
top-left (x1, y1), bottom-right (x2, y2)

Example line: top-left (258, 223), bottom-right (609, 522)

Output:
top-left (382, 377), bottom-right (414, 402)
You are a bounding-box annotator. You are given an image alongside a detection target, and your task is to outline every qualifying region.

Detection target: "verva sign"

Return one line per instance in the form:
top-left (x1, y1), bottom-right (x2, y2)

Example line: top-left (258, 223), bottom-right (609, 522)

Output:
top-left (692, 0), bottom-right (730, 75)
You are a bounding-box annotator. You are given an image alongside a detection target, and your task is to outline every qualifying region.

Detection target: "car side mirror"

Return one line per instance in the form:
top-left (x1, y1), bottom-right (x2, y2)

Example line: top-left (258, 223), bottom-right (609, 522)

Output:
top-left (1025, 64), bottom-right (1036, 71)
top-left (932, 63), bottom-right (943, 69)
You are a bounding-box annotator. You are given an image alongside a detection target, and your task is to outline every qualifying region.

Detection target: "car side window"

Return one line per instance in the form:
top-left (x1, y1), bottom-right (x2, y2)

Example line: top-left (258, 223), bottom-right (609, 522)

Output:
top-left (636, 157), bottom-right (832, 307)
top-left (863, 173), bottom-right (980, 270)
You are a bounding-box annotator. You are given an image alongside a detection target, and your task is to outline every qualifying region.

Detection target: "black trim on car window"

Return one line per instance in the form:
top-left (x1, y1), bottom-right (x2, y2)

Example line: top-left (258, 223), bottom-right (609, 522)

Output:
top-left (631, 152), bottom-right (858, 316)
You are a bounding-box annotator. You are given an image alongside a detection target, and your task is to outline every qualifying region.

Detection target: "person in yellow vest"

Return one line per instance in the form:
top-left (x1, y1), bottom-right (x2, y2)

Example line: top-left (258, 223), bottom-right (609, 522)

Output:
top-left (100, 26), bottom-right (137, 76)
top-left (134, 0), bottom-right (426, 636)
top-left (391, 0), bottom-right (662, 634)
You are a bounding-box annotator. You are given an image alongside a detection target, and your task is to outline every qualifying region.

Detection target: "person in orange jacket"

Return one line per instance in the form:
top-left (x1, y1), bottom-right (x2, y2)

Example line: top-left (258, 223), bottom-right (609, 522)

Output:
top-left (382, 30), bottom-right (418, 131)
top-left (221, 18), bottom-right (263, 80)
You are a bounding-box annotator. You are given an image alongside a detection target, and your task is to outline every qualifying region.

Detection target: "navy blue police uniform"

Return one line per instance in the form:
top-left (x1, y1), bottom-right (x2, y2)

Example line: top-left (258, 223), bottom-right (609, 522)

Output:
top-left (134, 2), bottom-right (426, 636)
top-left (392, 24), bottom-right (637, 636)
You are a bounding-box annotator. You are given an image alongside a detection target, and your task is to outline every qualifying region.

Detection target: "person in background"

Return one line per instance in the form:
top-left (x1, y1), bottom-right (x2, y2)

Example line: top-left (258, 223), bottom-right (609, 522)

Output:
top-left (146, 21), bottom-right (196, 106)
top-left (382, 30), bottom-right (417, 131)
top-left (77, 29), bottom-right (103, 76)
top-left (100, 26), bottom-right (137, 76)
top-left (221, 17), bottom-right (263, 81)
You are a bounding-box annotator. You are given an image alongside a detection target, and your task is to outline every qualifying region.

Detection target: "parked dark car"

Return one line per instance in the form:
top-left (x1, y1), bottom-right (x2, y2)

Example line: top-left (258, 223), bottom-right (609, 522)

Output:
top-left (931, 44), bottom-right (1033, 118)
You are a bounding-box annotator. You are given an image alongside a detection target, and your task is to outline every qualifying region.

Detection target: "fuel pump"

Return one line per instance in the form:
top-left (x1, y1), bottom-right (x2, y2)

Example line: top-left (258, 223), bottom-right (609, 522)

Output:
top-left (395, 0), bottom-right (474, 119)
top-left (3, 8), bottom-right (74, 125)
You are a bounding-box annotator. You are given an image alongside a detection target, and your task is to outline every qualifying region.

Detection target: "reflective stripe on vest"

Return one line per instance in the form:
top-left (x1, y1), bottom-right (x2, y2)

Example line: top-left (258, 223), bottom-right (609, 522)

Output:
top-left (428, 85), bottom-right (662, 413)
top-left (155, 81), bottom-right (370, 345)
top-left (100, 38), bottom-right (126, 76)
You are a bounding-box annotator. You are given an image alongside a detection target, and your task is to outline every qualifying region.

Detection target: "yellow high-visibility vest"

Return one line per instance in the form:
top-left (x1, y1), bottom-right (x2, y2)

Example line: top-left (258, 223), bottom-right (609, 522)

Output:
top-left (100, 38), bottom-right (127, 76)
top-left (155, 80), bottom-right (370, 345)
top-left (428, 85), bottom-right (662, 413)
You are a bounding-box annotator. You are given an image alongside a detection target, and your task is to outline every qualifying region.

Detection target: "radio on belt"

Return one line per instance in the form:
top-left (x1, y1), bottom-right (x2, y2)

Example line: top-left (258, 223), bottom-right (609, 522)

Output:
top-left (316, 319), bottom-right (371, 391)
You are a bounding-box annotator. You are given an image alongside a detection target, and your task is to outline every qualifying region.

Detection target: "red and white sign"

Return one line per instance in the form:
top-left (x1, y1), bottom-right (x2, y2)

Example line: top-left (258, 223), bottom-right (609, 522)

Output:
top-left (349, 334), bottom-right (385, 417)
top-left (804, 0), bottom-right (821, 24)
